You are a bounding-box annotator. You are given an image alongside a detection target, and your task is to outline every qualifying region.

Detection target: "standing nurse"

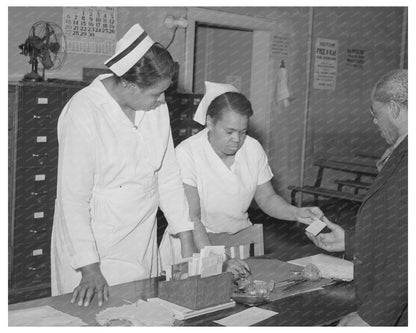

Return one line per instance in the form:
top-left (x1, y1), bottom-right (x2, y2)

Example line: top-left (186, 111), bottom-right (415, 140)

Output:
top-left (51, 24), bottom-right (196, 307)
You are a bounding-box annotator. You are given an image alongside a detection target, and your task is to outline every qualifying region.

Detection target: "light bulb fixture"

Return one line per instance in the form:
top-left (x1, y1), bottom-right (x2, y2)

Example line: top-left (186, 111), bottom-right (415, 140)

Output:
top-left (165, 15), bottom-right (188, 29)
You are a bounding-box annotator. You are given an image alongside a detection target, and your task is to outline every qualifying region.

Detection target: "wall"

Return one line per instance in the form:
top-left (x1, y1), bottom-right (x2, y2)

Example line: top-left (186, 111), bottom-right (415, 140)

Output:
top-left (9, 6), bottom-right (406, 200)
top-left (212, 7), bottom-right (405, 197)
top-left (8, 7), bottom-right (188, 87)
top-left (304, 7), bottom-right (405, 189)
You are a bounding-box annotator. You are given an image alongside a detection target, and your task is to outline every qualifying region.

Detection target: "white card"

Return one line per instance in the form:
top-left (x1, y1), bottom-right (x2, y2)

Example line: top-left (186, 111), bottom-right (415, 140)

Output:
top-left (305, 219), bottom-right (327, 236)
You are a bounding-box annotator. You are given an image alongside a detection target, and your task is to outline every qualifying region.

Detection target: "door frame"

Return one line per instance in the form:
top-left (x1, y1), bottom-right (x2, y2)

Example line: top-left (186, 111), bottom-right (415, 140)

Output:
top-left (184, 7), bottom-right (276, 150)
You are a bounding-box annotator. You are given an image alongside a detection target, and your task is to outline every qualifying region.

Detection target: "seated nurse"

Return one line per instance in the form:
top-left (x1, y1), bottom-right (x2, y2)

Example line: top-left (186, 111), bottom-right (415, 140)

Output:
top-left (159, 82), bottom-right (323, 270)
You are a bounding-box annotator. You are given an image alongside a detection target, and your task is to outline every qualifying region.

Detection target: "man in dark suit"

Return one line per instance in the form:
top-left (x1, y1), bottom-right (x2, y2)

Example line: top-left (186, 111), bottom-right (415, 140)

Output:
top-left (307, 69), bottom-right (407, 326)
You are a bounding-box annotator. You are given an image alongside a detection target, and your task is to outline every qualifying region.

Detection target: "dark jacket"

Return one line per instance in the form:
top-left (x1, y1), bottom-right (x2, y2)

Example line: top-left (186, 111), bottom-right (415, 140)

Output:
top-left (345, 136), bottom-right (408, 326)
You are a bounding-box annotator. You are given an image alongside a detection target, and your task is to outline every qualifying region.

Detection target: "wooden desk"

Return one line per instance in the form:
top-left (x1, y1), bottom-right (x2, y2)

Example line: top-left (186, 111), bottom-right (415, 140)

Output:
top-left (9, 257), bottom-right (357, 326)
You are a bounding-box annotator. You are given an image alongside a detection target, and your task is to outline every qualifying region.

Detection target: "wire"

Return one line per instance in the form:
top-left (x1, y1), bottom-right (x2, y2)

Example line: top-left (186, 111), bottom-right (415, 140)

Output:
top-left (165, 26), bottom-right (179, 49)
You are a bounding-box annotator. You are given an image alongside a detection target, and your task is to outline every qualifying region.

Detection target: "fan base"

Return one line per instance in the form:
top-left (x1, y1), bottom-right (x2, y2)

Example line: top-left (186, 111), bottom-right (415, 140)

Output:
top-left (22, 71), bottom-right (43, 82)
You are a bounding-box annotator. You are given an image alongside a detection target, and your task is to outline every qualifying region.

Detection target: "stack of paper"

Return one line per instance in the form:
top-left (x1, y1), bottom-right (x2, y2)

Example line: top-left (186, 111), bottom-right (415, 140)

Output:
top-left (288, 254), bottom-right (353, 281)
top-left (9, 306), bottom-right (87, 326)
top-left (166, 245), bottom-right (225, 281)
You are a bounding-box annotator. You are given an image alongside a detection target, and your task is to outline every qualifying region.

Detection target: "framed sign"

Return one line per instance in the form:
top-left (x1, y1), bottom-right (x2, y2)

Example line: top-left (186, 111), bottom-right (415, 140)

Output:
top-left (63, 7), bottom-right (117, 55)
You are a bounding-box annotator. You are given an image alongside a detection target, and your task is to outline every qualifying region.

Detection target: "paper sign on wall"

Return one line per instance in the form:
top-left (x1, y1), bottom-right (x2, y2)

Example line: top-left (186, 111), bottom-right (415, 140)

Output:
top-left (346, 48), bottom-right (366, 70)
top-left (271, 33), bottom-right (290, 59)
top-left (63, 7), bottom-right (117, 55)
top-left (313, 38), bottom-right (338, 90)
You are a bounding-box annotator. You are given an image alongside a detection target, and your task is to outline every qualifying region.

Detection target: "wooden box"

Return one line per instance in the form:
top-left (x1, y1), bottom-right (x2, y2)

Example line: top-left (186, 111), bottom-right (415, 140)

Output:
top-left (158, 272), bottom-right (233, 310)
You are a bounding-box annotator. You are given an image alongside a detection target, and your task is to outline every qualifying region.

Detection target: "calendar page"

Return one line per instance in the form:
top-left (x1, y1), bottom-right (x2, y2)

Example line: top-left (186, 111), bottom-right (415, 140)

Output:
top-left (63, 7), bottom-right (117, 55)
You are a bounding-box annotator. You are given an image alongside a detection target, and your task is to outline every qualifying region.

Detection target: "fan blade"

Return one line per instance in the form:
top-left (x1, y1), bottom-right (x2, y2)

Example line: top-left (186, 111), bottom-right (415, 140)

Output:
top-left (48, 42), bottom-right (61, 54)
top-left (40, 49), bottom-right (54, 69)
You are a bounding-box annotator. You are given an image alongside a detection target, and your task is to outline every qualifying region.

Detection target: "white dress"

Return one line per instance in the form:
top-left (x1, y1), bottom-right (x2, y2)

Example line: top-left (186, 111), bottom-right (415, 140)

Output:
top-left (51, 74), bottom-right (193, 295)
top-left (159, 128), bottom-right (273, 271)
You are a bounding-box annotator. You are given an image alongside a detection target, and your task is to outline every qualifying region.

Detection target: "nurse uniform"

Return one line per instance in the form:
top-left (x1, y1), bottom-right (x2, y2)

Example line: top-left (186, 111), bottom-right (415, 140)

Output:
top-left (159, 127), bottom-right (273, 271)
top-left (51, 74), bottom-right (193, 295)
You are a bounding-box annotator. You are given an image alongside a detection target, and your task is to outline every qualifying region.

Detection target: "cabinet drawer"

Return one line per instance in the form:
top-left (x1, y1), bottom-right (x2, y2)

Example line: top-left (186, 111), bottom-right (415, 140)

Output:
top-left (22, 86), bottom-right (63, 113)
top-left (14, 167), bottom-right (57, 207)
top-left (16, 128), bottom-right (58, 168)
top-left (13, 205), bottom-right (54, 245)
top-left (12, 241), bottom-right (50, 289)
top-left (18, 110), bottom-right (59, 129)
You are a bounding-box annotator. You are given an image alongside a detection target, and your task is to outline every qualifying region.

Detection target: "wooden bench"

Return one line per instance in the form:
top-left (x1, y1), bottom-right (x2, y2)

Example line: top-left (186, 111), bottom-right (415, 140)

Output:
top-left (288, 185), bottom-right (365, 206)
top-left (334, 179), bottom-right (372, 193)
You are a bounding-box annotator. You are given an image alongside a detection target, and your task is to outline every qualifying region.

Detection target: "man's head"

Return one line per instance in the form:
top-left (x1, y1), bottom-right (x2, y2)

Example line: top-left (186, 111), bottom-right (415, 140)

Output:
top-left (370, 70), bottom-right (408, 145)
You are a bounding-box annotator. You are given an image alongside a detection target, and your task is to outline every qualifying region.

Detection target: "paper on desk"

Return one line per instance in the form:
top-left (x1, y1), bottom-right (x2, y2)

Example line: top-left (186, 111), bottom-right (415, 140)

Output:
top-left (8, 305), bottom-right (87, 326)
top-left (95, 299), bottom-right (175, 326)
top-left (214, 307), bottom-right (278, 326)
top-left (288, 254), bottom-right (353, 281)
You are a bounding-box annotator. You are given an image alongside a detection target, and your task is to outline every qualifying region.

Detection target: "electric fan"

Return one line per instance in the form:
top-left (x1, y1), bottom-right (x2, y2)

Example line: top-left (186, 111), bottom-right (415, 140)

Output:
top-left (19, 21), bottom-right (67, 81)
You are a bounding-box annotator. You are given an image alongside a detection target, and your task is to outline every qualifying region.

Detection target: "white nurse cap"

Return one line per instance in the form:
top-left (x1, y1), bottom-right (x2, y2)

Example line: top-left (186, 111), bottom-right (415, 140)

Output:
top-left (194, 81), bottom-right (239, 125)
top-left (104, 23), bottom-right (154, 76)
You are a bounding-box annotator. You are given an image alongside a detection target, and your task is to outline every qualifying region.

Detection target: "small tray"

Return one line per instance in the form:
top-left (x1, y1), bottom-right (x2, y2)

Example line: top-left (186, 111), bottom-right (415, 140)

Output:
top-left (232, 293), bottom-right (270, 306)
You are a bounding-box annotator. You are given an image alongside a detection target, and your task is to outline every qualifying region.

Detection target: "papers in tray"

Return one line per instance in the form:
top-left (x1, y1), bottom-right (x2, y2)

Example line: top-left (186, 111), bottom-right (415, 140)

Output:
top-left (288, 254), bottom-right (353, 281)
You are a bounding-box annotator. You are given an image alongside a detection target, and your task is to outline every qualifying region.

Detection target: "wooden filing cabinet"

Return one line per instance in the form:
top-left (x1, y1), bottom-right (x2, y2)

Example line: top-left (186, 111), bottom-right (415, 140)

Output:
top-left (8, 81), bottom-right (86, 304)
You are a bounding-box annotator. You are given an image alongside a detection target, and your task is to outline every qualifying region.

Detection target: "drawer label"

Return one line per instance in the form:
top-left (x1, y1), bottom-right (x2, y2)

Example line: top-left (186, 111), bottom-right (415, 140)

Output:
top-left (35, 174), bottom-right (46, 181)
top-left (34, 212), bottom-right (44, 219)
top-left (36, 136), bottom-right (47, 143)
top-left (37, 98), bottom-right (48, 104)
top-left (32, 249), bottom-right (43, 256)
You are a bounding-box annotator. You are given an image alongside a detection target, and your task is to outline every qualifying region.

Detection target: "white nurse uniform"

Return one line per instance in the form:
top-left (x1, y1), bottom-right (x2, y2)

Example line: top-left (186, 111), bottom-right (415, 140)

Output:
top-left (51, 74), bottom-right (193, 295)
top-left (159, 128), bottom-right (273, 271)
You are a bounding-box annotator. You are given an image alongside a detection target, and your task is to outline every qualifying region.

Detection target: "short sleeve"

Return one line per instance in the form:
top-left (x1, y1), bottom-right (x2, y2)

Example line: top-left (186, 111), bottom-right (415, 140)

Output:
top-left (253, 140), bottom-right (273, 185)
top-left (175, 142), bottom-right (197, 187)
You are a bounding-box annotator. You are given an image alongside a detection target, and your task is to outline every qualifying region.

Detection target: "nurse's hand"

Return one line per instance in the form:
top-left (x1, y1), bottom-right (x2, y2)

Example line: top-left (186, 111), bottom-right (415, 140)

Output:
top-left (224, 258), bottom-right (251, 280)
top-left (294, 206), bottom-right (324, 225)
top-left (71, 263), bottom-right (109, 307)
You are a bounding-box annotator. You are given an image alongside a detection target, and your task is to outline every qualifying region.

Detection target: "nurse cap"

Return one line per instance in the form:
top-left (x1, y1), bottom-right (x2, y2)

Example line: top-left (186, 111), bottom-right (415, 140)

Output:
top-left (104, 23), bottom-right (154, 76)
top-left (194, 81), bottom-right (239, 125)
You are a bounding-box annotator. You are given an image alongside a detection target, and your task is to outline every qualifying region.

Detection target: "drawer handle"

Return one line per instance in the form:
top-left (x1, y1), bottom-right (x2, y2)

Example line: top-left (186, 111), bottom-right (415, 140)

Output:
top-left (28, 264), bottom-right (46, 271)
top-left (32, 153), bottom-right (48, 157)
top-left (30, 191), bottom-right (48, 196)
top-left (33, 114), bottom-right (52, 119)
top-left (29, 228), bottom-right (47, 234)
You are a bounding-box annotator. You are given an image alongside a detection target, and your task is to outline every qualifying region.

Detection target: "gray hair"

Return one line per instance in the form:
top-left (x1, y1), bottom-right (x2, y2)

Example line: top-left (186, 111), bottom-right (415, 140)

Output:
top-left (373, 69), bottom-right (408, 109)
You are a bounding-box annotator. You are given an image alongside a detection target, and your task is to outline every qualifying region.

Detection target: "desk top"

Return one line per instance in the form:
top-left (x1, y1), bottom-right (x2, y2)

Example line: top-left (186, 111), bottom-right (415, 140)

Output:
top-left (9, 258), bottom-right (357, 326)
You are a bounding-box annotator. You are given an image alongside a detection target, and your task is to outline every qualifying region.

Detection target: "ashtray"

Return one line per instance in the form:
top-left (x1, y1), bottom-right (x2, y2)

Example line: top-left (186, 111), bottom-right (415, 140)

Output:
top-left (232, 279), bottom-right (274, 306)
top-left (232, 293), bottom-right (270, 306)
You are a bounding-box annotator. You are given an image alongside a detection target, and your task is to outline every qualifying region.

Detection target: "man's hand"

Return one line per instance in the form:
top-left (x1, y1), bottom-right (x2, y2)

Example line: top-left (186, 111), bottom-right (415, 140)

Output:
top-left (294, 206), bottom-right (324, 225)
top-left (224, 258), bottom-right (251, 280)
top-left (338, 311), bottom-right (369, 326)
top-left (305, 216), bottom-right (345, 252)
top-left (71, 263), bottom-right (109, 307)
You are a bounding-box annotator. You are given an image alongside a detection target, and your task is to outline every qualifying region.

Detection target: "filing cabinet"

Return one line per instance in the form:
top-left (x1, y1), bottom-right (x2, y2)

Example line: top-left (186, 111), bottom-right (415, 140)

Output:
top-left (165, 92), bottom-right (204, 147)
top-left (8, 81), bottom-right (86, 303)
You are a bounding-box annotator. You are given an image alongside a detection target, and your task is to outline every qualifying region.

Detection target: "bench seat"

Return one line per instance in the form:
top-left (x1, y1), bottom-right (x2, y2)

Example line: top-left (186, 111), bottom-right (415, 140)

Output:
top-left (288, 185), bottom-right (365, 205)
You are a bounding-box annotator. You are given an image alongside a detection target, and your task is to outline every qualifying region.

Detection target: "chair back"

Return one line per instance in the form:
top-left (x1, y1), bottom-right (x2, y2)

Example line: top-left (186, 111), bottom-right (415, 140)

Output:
top-left (208, 224), bottom-right (264, 259)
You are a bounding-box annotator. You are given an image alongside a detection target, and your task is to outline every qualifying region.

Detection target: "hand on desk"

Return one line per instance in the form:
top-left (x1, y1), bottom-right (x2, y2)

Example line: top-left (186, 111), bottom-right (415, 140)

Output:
top-left (71, 263), bottom-right (109, 307)
top-left (224, 258), bottom-right (251, 280)
top-left (294, 206), bottom-right (324, 225)
top-left (305, 216), bottom-right (345, 252)
top-left (338, 311), bottom-right (369, 326)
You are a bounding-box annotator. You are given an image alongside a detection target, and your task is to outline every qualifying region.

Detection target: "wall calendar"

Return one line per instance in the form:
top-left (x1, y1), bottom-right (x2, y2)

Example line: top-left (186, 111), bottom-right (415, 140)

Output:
top-left (63, 7), bottom-right (117, 55)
